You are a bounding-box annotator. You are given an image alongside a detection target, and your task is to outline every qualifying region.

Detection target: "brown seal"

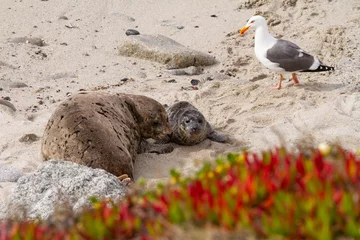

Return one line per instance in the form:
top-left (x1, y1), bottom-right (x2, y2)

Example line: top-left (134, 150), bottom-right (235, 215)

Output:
top-left (166, 101), bottom-right (229, 145)
top-left (41, 92), bottom-right (173, 179)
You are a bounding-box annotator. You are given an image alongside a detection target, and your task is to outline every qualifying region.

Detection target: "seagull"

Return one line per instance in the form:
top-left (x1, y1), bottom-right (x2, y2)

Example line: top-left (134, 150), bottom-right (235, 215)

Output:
top-left (240, 15), bottom-right (334, 89)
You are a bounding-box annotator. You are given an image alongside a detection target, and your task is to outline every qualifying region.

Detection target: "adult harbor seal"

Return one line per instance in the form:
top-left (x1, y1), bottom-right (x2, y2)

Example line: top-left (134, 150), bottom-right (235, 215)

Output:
top-left (41, 92), bottom-right (173, 180)
top-left (166, 101), bottom-right (229, 145)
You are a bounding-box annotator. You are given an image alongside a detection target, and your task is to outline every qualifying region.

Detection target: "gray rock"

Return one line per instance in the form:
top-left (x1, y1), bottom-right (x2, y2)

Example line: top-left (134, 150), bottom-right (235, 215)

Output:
top-left (0, 165), bottom-right (23, 182)
top-left (118, 34), bottom-right (216, 69)
top-left (7, 160), bottom-right (127, 220)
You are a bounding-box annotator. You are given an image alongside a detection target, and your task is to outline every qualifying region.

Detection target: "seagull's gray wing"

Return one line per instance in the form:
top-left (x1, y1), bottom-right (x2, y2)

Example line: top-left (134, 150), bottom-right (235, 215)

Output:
top-left (266, 39), bottom-right (316, 72)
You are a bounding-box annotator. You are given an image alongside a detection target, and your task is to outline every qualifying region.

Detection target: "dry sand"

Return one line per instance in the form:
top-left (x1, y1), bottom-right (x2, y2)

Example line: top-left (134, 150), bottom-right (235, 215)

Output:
top-left (0, 0), bottom-right (359, 214)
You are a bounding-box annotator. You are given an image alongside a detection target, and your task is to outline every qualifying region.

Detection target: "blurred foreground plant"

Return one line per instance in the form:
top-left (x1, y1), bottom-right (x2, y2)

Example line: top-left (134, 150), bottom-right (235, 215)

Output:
top-left (1, 145), bottom-right (360, 239)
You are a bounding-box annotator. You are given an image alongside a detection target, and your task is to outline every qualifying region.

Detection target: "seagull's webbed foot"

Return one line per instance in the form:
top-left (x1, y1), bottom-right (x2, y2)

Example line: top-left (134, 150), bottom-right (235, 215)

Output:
top-left (269, 74), bottom-right (283, 90)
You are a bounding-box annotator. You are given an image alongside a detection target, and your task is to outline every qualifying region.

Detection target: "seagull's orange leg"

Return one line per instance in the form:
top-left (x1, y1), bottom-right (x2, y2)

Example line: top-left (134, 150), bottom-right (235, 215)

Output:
top-left (292, 73), bottom-right (300, 85)
top-left (270, 74), bottom-right (283, 90)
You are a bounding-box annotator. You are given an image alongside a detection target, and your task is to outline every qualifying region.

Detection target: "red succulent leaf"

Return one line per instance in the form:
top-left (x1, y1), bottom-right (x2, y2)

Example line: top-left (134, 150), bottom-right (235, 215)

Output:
top-left (261, 195), bottom-right (274, 210)
top-left (333, 189), bottom-right (343, 204)
top-left (296, 158), bottom-right (305, 176)
top-left (346, 153), bottom-right (358, 182)
top-left (314, 151), bottom-right (324, 175)
top-left (1, 223), bottom-right (7, 240)
top-left (103, 204), bottom-right (112, 220)
top-left (280, 171), bottom-right (291, 189)
top-left (152, 201), bottom-right (168, 215)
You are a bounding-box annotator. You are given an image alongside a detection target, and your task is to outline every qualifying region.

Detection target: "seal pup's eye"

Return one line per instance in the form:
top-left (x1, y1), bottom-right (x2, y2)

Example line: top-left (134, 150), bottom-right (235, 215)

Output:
top-left (198, 120), bottom-right (203, 124)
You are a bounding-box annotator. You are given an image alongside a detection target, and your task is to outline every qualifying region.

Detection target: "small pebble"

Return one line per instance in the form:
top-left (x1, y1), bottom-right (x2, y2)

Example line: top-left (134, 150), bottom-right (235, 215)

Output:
top-left (190, 79), bottom-right (200, 86)
top-left (3, 96), bottom-right (11, 101)
top-left (66, 92), bottom-right (72, 97)
top-left (121, 78), bottom-right (128, 82)
top-left (165, 79), bottom-right (176, 83)
top-left (125, 29), bottom-right (140, 36)
top-left (59, 16), bottom-right (68, 20)
top-left (176, 26), bottom-right (184, 29)
top-left (206, 76), bottom-right (214, 81)
top-left (19, 134), bottom-right (40, 143)
top-left (210, 14), bottom-right (218, 17)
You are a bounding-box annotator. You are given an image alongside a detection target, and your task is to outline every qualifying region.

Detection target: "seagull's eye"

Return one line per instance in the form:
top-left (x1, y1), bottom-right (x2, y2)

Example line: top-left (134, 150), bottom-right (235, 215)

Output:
top-left (250, 20), bottom-right (255, 23)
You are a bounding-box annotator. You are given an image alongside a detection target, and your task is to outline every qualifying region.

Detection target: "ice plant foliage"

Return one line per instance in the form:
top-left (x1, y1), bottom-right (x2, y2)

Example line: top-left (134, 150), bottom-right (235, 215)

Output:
top-left (1, 146), bottom-right (360, 239)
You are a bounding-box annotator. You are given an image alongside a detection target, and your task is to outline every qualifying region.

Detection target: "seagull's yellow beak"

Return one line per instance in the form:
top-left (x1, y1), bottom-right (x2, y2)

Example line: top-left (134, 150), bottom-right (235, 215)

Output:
top-left (239, 26), bottom-right (250, 34)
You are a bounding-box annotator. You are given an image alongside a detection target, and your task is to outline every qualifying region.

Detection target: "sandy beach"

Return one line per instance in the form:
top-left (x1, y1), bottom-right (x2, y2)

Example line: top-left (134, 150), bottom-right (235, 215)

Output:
top-left (1, 0), bottom-right (359, 217)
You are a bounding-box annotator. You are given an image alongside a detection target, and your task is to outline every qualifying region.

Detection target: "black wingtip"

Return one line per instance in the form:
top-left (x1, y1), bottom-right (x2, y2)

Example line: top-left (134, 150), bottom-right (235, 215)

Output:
top-left (301, 65), bottom-right (335, 72)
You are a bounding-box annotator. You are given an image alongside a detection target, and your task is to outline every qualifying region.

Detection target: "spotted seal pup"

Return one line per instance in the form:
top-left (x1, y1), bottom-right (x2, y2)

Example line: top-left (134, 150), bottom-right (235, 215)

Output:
top-left (166, 101), bottom-right (229, 145)
top-left (41, 92), bottom-right (173, 180)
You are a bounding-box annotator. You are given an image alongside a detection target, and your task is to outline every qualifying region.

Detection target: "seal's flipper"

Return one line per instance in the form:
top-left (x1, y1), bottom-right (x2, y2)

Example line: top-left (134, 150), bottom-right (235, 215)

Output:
top-left (208, 130), bottom-right (230, 143)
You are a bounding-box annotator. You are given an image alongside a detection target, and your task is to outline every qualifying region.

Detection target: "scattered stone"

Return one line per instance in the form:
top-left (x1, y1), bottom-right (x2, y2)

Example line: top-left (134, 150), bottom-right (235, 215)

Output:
top-left (194, 26), bottom-right (199, 28)
top-left (58, 16), bottom-right (68, 20)
top-left (0, 165), bottom-right (23, 182)
top-left (121, 77), bottom-right (129, 82)
top-left (19, 134), bottom-right (40, 143)
top-left (210, 14), bottom-right (218, 17)
top-left (190, 79), bottom-right (200, 86)
top-left (66, 92), bottom-right (72, 97)
top-left (165, 79), bottom-right (177, 83)
top-left (166, 66), bottom-right (203, 76)
top-left (6, 160), bottom-right (128, 220)
top-left (176, 26), bottom-right (184, 29)
top-left (65, 23), bottom-right (78, 29)
top-left (118, 34), bottom-right (216, 69)
top-left (125, 29), bottom-right (140, 36)
top-left (206, 76), bottom-right (214, 81)
top-left (3, 96), bottom-right (11, 101)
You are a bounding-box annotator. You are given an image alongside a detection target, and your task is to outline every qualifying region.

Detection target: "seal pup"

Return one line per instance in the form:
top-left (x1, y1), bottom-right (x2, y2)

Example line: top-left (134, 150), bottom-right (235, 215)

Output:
top-left (166, 101), bottom-right (229, 145)
top-left (41, 92), bottom-right (173, 180)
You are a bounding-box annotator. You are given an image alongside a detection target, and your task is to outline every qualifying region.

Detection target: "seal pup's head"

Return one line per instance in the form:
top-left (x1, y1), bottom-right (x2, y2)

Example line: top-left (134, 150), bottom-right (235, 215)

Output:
top-left (178, 109), bottom-right (207, 144)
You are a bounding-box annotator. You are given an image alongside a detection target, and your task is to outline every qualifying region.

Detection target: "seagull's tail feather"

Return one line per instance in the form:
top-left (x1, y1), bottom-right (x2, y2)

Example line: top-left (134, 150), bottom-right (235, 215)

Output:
top-left (301, 64), bottom-right (335, 72)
